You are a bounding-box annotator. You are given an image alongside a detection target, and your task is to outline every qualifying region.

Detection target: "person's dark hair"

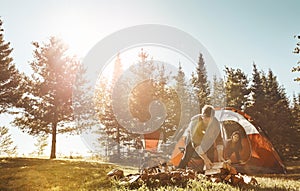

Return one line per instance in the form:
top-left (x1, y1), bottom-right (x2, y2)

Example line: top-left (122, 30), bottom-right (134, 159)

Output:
top-left (201, 105), bottom-right (215, 117)
top-left (231, 131), bottom-right (240, 138)
top-left (231, 131), bottom-right (242, 150)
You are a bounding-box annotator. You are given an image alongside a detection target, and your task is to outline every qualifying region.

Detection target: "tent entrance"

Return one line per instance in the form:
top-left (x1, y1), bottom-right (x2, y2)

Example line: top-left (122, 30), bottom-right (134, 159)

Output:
top-left (221, 120), bottom-right (251, 164)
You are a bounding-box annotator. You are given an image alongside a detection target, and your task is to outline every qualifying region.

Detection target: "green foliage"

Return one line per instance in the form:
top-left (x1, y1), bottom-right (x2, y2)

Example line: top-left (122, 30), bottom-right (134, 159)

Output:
top-left (292, 34), bottom-right (300, 82)
top-left (246, 65), bottom-right (295, 160)
top-left (94, 55), bottom-right (134, 158)
top-left (95, 50), bottom-right (183, 161)
top-left (191, 53), bottom-right (210, 111)
top-left (0, 126), bottom-right (17, 156)
top-left (128, 51), bottom-right (181, 142)
top-left (0, 19), bottom-right (22, 114)
top-left (173, 63), bottom-right (197, 138)
top-left (224, 67), bottom-right (250, 109)
top-left (13, 37), bottom-right (88, 158)
top-left (290, 94), bottom-right (300, 160)
top-left (211, 75), bottom-right (226, 108)
top-left (33, 134), bottom-right (48, 156)
top-left (292, 94), bottom-right (300, 129)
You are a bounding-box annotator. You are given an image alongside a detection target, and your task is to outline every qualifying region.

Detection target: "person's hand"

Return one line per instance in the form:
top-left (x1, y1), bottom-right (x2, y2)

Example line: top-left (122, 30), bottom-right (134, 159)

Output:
top-left (204, 158), bottom-right (213, 170)
top-left (239, 160), bottom-right (246, 165)
top-left (199, 153), bottom-right (213, 170)
top-left (218, 155), bottom-right (225, 162)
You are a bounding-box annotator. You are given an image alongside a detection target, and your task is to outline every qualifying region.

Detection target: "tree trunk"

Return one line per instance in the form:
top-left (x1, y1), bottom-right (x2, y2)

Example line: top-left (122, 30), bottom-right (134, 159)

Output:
top-left (117, 125), bottom-right (120, 158)
top-left (50, 122), bottom-right (57, 159)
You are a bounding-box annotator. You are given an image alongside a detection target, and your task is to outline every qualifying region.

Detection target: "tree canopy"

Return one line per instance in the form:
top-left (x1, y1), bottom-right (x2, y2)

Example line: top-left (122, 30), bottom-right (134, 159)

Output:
top-left (0, 19), bottom-right (22, 113)
top-left (191, 53), bottom-right (210, 111)
top-left (13, 37), bottom-right (87, 159)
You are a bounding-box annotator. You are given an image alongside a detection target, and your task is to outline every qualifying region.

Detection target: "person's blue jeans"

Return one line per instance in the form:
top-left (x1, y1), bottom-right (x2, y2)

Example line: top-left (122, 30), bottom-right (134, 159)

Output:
top-left (177, 141), bottom-right (215, 170)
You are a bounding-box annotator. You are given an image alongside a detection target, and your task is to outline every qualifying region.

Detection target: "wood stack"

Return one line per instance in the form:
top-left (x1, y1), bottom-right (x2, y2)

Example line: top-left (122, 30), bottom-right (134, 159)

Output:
top-left (205, 162), bottom-right (258, 186)
top-left (107, 164), bottom-right (197, 189)
top-left (107, 162), bottom-right (258, 189)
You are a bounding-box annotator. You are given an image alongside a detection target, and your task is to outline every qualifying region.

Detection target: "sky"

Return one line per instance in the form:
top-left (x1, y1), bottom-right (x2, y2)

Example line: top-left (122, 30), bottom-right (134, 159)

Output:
top-left (1, 0), bottom-right (300, 156)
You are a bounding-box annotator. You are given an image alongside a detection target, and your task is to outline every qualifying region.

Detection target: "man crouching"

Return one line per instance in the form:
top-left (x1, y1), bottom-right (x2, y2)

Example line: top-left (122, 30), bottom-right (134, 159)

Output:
top-left (177, 105), bottom-right (224, 171)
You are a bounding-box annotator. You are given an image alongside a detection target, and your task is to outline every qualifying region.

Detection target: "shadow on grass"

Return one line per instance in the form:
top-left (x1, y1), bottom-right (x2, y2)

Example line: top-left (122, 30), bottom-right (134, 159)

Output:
top-left (0, 157), bottom-right (116, 191)
top-left (1, 157), bottom-right (299, 191)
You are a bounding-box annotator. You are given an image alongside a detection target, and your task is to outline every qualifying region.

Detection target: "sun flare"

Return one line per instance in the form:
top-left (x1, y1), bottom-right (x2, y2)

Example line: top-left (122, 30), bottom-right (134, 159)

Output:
top-left (54, 11), bottom-right (97, 58)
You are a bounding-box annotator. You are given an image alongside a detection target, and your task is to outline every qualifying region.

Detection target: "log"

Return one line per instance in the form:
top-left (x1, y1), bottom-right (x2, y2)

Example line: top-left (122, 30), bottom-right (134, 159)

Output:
top-left (211, 162), bottom-right (228, 169)
top-left (205, 168), bottom-right (227, 176)
top-left (107, 169), bottom-right (124, 179)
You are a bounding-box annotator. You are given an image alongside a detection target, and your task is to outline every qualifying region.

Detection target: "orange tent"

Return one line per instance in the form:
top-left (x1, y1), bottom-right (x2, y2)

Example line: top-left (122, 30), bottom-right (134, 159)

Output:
top-left (169, 108), bottom-right (286, 174)
top-left (142, 129), bottom-right (163, 152)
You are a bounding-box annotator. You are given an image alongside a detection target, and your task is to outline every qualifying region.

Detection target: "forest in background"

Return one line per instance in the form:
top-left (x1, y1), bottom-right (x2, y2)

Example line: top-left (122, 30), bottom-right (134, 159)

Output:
top-left (0, 18), bottom-right (299, 162)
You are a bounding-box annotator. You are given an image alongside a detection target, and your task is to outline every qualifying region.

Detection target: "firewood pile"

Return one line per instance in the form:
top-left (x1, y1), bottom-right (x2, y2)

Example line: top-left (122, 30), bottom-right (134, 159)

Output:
top-left (204, 162), bottom-right (258, 186)
top-left (107, 162), bottom-right (258, 189)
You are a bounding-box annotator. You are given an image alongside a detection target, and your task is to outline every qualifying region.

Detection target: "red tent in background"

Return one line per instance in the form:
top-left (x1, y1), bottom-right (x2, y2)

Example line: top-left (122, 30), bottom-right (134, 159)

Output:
top-left (141, 129), bottom-right (163, 152)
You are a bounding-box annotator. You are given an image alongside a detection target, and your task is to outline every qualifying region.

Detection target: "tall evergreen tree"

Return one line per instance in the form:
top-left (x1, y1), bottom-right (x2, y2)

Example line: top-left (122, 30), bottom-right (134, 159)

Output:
top-left (292, 94), bottom-right (300, 130)
top-left (247, 66), bottom-right (294, 160)
top-left (155, 64), bottom-right (180, 142)
top-left (94, 77), bottom-right (119, 159)
top-left (174, 63), bottom-right (190, 119)
top-left (264, 70), bottom-right (293, 158)
top-left (224, 67), bottom-right (250, 110)
top-left (172, 62), bottom-right (192, 140)
top-left (103, 53), bottom-right (131, 157)
top-left (245, 63), bottom-right (266, 120)
top-left (96, 53), bottom-right (139, 160)
top-left (13, 37), bottom-right (87, 159)
top-left (110, 53), bottom-right (123, 157)
top-left (290, 94), bottom-right (300, 159)
top-left (0, 19), bottom-right (22, 113)
top-left (211, 75), bottom-right (226, 108)
top-left (128, 49), bottom-right (180, 141)
top-left (191, 53), bottom-right (210, 111)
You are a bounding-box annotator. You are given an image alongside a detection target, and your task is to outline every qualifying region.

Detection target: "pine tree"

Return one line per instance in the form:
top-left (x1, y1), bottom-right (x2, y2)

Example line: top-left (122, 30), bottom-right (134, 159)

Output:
top-left (191, 53), bottom-right (210, 111)
top-left (292, 94), bottom-right (300, 130)
top-left (264, 70), bottom-right (293, 158)
top-left (94, 78), bottom-right (119, 159)
top-left (245, 63), bottom-right (266, 121)
top-left (128, 50), bottom-right (181, 142)
top-left (127, 49), bottom-right (157, 122)
top-left (290, 94), bottom-right (300, 159)
top-left (13, 37), bottom-right (88, 159)
top-left (211, 75), bottom-right (226, 108)
top-left (95, 54), bottom-right (134, 160)
top-left (156, 63), bottom-right (181, 143)
top-left (292, 34), bottom-right (300, 82)
top-left (109, 53), bottom-right (130, 157)
top-left (174, 63), bottom-right (190, 122)
top-left (174, 63), bottom-right (186, 98)
top-left (247, 67), bottom-right (294, 160)
top-left (0, 126), bottom-right (17, 156)
top-left (0, 19), bottom-right (22, 113)
top-left (173, 63), bottom-right (197, 140)
top-left (224, 67), bottom-right (250, 110)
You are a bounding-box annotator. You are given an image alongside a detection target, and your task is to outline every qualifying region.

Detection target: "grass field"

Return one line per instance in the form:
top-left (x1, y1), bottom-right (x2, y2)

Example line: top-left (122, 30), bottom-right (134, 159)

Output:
top-left (0, 157), bottom-right (299, 191)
